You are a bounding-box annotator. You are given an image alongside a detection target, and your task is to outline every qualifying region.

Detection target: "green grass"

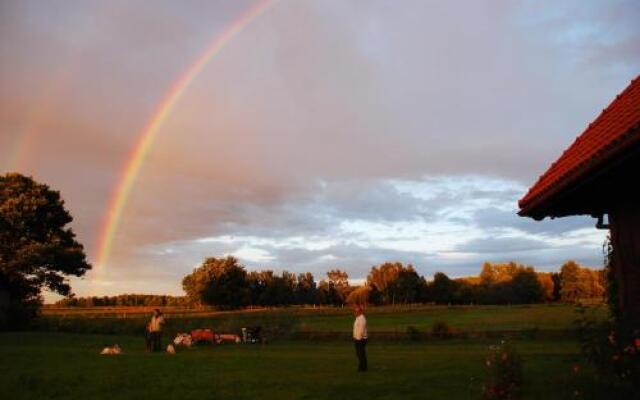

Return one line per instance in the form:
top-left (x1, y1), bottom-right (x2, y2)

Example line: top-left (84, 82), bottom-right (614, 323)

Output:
top-left (3, 305), bottom-right (629, 399)
top-left (0, 332), bottom-right (631, 400)
top-left (36, 304), bottom-right (608, 338)
top-left (295, 304), bottom-right (597, 332)
top-left (0, 332), bottom-right (591, 399)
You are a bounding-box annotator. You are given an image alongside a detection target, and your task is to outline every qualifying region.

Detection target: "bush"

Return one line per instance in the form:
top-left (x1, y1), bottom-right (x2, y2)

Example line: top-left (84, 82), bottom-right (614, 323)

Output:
top-left (482, 340), bottom-right (523, 399)
top-left (406, 326), bottom-right (422, 341)
top-left (574, 237), bottom-right (640, 390)
top-left (576, 305), bottom-right (640, 388)
top-left (431, 320), bottom-right (452, 339)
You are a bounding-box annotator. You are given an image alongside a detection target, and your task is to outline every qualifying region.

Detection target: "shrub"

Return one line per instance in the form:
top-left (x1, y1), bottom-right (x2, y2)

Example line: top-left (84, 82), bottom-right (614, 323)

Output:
top-left (406, 325), bottom-right (422, 341)
top-left (482, 340), bottom-right (523, 399)
top-left (431, 320), bottom-right (452, 339)
top-left (575, 237), bottom-right (640, 389)
top-left (576, 305), bottom-right (640, 387)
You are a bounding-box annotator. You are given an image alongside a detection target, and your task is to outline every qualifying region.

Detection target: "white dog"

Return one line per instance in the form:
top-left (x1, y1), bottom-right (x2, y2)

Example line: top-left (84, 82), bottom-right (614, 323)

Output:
top-left (100, 344), bottom-right (122, 355)
top-left (166, 344), bottom-right (176, 354)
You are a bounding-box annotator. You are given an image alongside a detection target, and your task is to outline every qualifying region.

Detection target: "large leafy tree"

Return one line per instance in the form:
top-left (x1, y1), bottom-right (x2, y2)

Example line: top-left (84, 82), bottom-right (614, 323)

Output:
top-left (367, 262), bottom-right (425, 304)
top-left (0, 173), bottom-right (91, 327)
top-left (182, 256), bottom-right (249, 308)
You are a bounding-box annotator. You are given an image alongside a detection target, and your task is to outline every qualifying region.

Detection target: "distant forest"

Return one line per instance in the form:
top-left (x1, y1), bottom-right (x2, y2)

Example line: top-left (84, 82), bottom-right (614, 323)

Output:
top-left (56, 257), bottom-right (604, 308)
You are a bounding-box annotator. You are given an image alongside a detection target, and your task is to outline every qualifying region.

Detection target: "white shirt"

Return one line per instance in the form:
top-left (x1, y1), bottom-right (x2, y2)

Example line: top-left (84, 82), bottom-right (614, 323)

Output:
top-left (353, 314), bottom-right (368, 340)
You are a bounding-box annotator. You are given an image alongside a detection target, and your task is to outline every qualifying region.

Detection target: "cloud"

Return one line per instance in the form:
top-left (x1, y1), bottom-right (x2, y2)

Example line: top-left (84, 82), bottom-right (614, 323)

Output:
top-left (1, 1), bottom-right (634, 297)
top-left (455, 236), bottom-right (550, 254)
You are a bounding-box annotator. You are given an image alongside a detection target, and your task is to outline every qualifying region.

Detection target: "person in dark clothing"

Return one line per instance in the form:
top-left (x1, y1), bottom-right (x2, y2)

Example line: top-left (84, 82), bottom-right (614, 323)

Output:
top-left (146, 309), bottom-right (165, 352)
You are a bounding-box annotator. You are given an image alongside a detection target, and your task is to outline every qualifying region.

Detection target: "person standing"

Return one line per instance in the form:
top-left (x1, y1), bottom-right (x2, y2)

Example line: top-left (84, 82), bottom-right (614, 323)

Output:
top-left (353, 305), bottom-right (368, 372)
top-left (147, 309), bottom-right (165, 352)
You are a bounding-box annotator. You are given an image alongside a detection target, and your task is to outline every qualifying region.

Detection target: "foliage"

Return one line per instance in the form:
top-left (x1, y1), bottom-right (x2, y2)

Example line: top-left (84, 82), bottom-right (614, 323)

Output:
top-left (576, 236), bottom-right (640, 389)
top-left (182, 256), bottom-right (250, 308)
top-left (345, 286), bottom-right (370, 305)
top-left (476, 263), bottom-right (544, 305)
top-left (56, 294), bottom-right (191, 307)
top-left (406, 325), bottom-right (422, 341)
top-left (318, 269), bottom-right (350, 306)
top-left (536, 273), bottom-right (555, 302)
top-left (482, 340), bottom-right (523, 399)
top-left (559, 261), bottom-right (604, 303)
top-left (367, 262), bottom-right (426, 305)
top-left (431, 272), bottom-right (459, 304)
top-left (295, 272), bottom-right (317, 305)
top-left (175, 258), bottom-right (604, 309)
top-left (247, 270), bottom-right (297, 306)
top-left (0, 173), bottom-right (90, 328)
top-left (431, 320), bottom-right (452, 339)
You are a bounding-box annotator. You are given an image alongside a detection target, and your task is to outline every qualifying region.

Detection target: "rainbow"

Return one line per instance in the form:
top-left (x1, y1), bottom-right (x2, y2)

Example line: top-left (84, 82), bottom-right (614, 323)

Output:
top-left (94, 0), bottom-right (277, 278)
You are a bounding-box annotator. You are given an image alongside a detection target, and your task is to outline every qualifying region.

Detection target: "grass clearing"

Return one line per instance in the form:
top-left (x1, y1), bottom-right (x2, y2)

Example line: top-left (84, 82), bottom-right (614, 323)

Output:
top-left (7, 304), bottom-right (625, 399)
top-left (0, 332), bottom-right (615, 400)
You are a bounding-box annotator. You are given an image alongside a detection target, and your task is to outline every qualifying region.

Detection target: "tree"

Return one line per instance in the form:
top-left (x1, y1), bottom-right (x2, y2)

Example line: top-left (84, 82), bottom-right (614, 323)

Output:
top-left (346, 286), bottom-right (370, 305)
top-left (430, 272), bottom-right (458, 305)
top-left (326, 269), bottom-right (349, 306)
top-left (536, 272), bottom-right (555, 302)
top-left (326, 269), bottom-right (349, 289)
top-left (395, 266), bottom-right (424, 304)
top-left (510, 268), bottom-right (543, 304)
top-left (182, 256), bottom-right (249, 308)
top-left (367, 262), bottom-right (403, 304)
top-left (559, 261), bottom-right (590, 302)
top-left (0, 173), bottom-right (91, 327)
top-left (295, 272), bottom-right (317, 305)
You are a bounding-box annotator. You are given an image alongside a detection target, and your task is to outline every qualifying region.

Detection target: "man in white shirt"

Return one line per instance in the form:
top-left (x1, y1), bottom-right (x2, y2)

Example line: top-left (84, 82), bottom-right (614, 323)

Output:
top-left (353, 305), bottom-right (368, 372)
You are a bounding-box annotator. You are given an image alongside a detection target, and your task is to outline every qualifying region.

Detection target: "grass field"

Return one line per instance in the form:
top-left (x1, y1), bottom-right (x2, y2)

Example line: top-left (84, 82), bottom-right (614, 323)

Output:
top-left (37, 304), bottom-right (608, 338)
top-left (0, 332), bottom-right (626, 400)
top-left (5, 304), bottom-right (625, 399)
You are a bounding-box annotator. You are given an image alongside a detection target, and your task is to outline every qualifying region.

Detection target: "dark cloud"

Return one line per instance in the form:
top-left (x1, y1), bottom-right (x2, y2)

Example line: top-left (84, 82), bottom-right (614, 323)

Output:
top-left (454, 236), bottom-right (549, 254)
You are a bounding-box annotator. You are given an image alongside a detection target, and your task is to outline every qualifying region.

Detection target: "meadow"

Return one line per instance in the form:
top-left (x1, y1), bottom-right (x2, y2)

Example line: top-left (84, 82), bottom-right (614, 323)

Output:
top-left (2, 304), bottom-right (630, 400)
top-left (38, 303), bottom-right (606, 339)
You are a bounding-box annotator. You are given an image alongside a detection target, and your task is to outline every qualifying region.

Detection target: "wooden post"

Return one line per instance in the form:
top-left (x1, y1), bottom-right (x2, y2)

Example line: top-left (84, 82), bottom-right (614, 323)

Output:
top-left (609, 201), bottom-right (640, 322)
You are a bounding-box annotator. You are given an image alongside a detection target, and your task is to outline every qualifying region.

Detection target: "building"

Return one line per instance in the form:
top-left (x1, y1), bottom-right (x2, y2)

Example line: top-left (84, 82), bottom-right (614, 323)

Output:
top-left (518, 76), bottom-right (640, 320)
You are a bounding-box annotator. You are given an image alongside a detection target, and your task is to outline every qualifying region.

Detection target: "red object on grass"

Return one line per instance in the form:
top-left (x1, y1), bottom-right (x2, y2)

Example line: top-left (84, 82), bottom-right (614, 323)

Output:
top-left (191, 329), bottom-right (215, 344)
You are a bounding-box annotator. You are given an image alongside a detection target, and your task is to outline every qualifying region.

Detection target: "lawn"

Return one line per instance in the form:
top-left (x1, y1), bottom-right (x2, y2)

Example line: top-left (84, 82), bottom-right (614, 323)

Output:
top-left (0, 332), bottom-right (618, 400)
top-left (37, 304), bottom-right (608, 338)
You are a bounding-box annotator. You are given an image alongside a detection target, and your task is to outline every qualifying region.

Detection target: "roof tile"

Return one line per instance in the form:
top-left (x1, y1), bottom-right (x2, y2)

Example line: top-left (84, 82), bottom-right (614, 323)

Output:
top-left (519, 76), bottom-right (640, 214)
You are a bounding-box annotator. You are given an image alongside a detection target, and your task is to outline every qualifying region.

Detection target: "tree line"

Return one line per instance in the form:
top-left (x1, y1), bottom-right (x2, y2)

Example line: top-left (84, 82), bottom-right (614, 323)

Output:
top-left (56, 258), bottom-right (605, 309)
top-left (55, 294), bottom-right (190, 307)
top-left (176, 256), bottom-right (604, 308)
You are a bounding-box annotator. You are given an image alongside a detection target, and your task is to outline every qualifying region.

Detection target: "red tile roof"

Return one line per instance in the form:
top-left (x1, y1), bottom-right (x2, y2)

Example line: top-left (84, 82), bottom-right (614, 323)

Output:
top-left (519, 75), bottom-right (640, 216)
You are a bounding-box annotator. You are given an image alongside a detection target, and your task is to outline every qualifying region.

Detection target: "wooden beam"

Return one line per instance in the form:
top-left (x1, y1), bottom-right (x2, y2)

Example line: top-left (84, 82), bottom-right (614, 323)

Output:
top-left (610, 200), bottom-right (640, 322)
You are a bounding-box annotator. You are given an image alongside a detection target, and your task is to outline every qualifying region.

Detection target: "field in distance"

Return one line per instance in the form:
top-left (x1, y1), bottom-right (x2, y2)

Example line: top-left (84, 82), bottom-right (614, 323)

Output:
top-left (38, 303), bottom-right (608, 337)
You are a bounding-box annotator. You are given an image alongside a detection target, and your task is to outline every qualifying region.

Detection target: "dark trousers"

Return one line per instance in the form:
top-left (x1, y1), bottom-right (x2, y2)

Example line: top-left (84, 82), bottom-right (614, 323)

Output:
top-left (148, 331), bottom-right (162, 352)
top-left (354, 339), bottom-right (368, 372)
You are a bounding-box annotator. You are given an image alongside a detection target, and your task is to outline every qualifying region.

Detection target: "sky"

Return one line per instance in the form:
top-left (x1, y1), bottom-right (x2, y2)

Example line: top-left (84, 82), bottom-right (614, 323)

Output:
top-left (1, 0), bottom-right (639, 300)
